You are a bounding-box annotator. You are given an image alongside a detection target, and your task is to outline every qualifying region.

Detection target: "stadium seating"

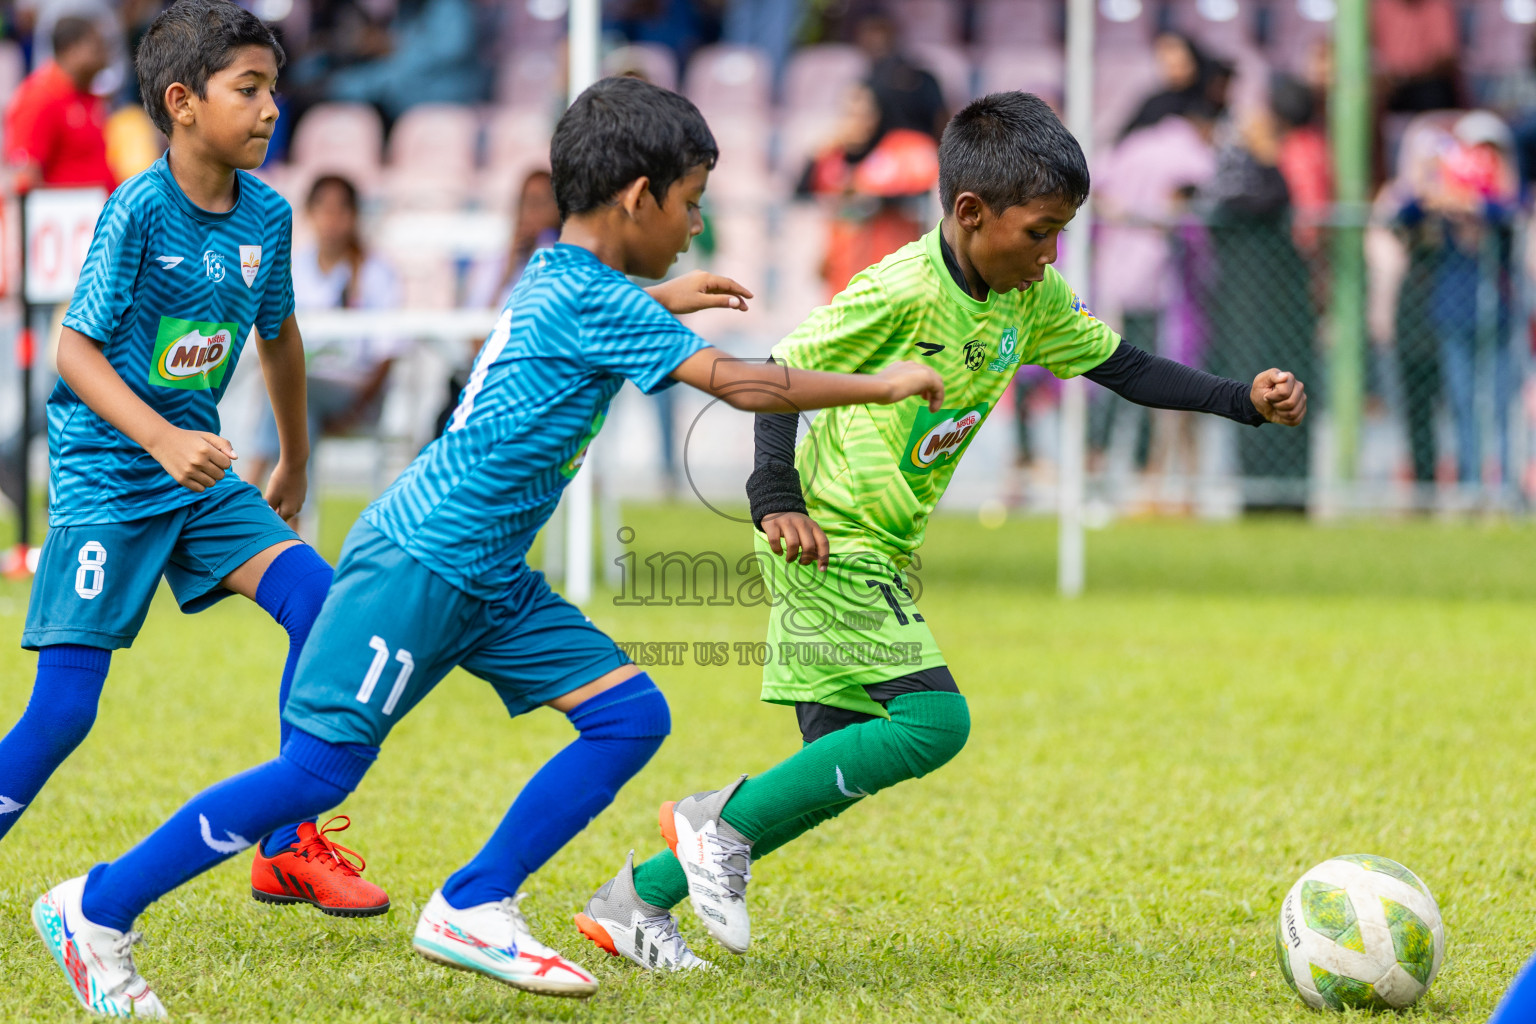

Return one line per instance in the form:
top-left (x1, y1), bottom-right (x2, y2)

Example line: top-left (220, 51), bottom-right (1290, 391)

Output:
top-left (603, 42), bottom-right (678, 91)
top-left (684, 45), bottom-right (773, 115)
top-left (978, 47), bottom-right (1065, 105)
top-left (783, 45), bottom-right (870, 113)
top-left (1462, 0), bottom-right (1536, 76)
top-left (1095, 0), bottom-right (1158, 50)
top-left (1263, 0), bottom-right (1334, 73)
top-left (385, 104), bottom-right (480, 209)
top-left (974, 0), bottom-right (1063, 48)
top-left (1166, 0), bottom-right (1258, 52)
top-left (480, 107), bottom-right (553, 211)
top-left (890, 0), bottom-right (963, 45)
top-left (908, 42), bottom-right (976, 110)
top-left (495, 47), bottom-right (565, 111)
top-left (289, 102), bottom-right (385, 189)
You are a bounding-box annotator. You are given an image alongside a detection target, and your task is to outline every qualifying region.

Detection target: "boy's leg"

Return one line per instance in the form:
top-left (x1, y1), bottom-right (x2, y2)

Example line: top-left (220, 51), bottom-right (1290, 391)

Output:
top-left (629, 672), bottom-right (969, 912)
top-left (4, 515), bottom-right (178, 842)
top-left (163, 482), bottom-right (389, 911)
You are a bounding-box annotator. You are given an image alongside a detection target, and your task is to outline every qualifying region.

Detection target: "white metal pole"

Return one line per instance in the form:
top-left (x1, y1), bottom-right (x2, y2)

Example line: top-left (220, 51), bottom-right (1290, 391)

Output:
top-left (1058, 0), bottom-right (1095, 598)
top-left (563, 0), bottom-right (602, 605)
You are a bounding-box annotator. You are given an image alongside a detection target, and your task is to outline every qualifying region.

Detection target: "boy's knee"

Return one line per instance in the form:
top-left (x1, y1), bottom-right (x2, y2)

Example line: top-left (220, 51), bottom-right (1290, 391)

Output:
top-left (569, 672), bottom-right (671, 742)
top-left (256, 545), bottom-right (334, 642)
top-left (888, 691), bottom-right (970, 777)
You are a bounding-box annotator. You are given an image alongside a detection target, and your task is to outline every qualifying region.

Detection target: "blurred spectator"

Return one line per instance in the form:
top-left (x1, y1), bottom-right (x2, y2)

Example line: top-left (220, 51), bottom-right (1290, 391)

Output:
top-left (248, 175), bottom-right (403, 487)
top-left (436, 168), bottom-right (562, 438)
top-left (1199, 86), bottom-right (1318, 508)
top-left (327, 0), bottom-right (489, 122)
top-left (724, 0), bottom-right (806, 94)
top-left (605, 0), bottom-right (722, 80)
top-left (1388, 111), bottom-right (1519, 491)
top-left (1271, 73), bottom-right (1332, 257)
top-left (1373, 0), bottom-right (1461, 113)
top-left (1121, 32), bottom-right (1230, 140)
top-left (4, 14), bottom-right (114, 192)
top-left (799, 82), bottom-right (938, 298)
top-left (853, 10), bottom-right (947, 141)
top-left (465, 169), bottom-right (560, 313)
top-left (1093, 113), bottom-right (1217, 504)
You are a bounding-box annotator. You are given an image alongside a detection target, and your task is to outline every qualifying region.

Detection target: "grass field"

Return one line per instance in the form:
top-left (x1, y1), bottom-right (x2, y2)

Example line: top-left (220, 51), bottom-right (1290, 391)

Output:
top-left (2, 501), bottom-right (1533, 1022)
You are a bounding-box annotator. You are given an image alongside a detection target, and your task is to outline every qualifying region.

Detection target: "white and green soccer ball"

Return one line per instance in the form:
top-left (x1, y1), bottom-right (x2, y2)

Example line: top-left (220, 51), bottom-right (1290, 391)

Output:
top-left (1276, 854), bottom-right (1444, 1011)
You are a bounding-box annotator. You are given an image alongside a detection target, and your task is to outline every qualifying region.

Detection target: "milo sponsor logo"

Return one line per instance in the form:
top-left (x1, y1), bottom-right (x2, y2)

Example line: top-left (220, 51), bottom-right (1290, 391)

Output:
top-left (560, 409), bottom-right (608, 478)
top-left (149, 317), bottom-right (239, 390)
top-left (901, 402), bottom-right (990, 476)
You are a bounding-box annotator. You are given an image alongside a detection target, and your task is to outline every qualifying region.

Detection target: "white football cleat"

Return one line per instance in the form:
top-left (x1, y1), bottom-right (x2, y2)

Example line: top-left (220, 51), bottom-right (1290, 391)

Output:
top-left (662, 775), bottom-right (753, 954)
top-left (574, 851), bottom-right (712, 971)
top-left (413, 889), bottom-right (598, 998)
top-left (32, 875), bottom-right (167, 1018)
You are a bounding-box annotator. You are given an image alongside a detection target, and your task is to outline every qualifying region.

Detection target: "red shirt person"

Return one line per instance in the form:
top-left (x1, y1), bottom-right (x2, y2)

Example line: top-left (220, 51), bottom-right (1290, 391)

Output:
top-left (4, 16), bottom-right (115, 192)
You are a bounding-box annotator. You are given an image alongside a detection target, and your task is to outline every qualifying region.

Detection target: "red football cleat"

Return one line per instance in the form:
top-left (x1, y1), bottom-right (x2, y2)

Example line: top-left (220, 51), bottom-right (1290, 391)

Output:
top-left (250, 816), bottom-right (390, 918)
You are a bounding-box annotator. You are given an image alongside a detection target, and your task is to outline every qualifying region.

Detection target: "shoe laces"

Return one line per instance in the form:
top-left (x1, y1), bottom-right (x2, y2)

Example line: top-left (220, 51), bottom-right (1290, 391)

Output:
top-left (109, 929), bottom-right (145, 963)
top-left (705, 832), bottom-right (752, 900)
top-left (639, 910), bottom-right (696, 965)
top-left (495, 892), bottom-right (530, 935)
top-left (299, 815), bottom-right (367, 876)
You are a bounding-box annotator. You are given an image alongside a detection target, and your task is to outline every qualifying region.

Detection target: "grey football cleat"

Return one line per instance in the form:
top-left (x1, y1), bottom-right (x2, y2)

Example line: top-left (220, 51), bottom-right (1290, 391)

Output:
top-left (574, 852), bottom-right (711, 970)
top-left (662, 775), bottom-right (752, 954)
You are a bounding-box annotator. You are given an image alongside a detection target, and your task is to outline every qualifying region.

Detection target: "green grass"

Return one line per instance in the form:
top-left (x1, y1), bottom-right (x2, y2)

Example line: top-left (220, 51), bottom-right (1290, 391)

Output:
top-left (2, 503), bottom-right (1534, 1022)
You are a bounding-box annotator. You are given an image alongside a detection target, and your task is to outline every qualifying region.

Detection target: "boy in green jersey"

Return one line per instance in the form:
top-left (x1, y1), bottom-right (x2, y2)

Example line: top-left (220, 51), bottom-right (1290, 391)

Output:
top-left (574, 92), bottom-right (1307, 968)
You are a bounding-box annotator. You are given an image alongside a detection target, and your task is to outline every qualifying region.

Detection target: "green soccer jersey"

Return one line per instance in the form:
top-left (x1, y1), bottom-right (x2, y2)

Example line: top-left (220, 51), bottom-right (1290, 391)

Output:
top-left (772, 225), bottom-right (1121, 566)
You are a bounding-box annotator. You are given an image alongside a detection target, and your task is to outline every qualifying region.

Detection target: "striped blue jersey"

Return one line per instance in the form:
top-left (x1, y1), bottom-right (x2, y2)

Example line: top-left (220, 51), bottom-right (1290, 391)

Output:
top-left (363, 244), bottom-right (708, 600)
top-left (50, 153), bottom-right (295, 525)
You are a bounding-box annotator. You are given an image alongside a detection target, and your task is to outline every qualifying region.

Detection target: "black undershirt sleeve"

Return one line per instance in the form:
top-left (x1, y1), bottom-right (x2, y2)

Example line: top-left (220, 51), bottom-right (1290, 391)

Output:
top-left (1084, 342), bottom-right (1266, 426)
top-left (747, 358), bottom-right (806, 529)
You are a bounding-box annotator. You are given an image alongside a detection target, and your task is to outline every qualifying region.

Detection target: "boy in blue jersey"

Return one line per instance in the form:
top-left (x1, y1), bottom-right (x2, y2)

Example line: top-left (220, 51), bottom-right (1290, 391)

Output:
top-left (1, 0), bottom-right (389, 931)
top-left (32, 74), bottom-right (944, 1016)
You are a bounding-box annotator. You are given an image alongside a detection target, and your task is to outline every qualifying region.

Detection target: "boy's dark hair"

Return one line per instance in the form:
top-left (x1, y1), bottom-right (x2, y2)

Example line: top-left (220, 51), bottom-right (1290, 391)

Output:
top-left (52, 16), bottom-right (98, 57)
top-left (136, 0), bottom-right (286, 137)
top-left (550, 76), bottom-right (718, 221)
top-left (938, 92), bottom-right (1090, 214)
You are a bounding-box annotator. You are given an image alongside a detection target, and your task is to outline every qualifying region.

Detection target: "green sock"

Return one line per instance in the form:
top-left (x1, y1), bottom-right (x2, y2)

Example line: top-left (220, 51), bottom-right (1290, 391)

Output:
top-left (630, 692), bottom-right (969, 910)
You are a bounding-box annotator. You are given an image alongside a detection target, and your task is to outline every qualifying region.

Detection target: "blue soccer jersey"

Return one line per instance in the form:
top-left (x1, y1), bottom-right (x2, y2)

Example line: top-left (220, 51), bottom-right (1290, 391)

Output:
top-left (50, 153), bottom-right (295, 526)
top-left (364, 244), bottom-right (708, 600)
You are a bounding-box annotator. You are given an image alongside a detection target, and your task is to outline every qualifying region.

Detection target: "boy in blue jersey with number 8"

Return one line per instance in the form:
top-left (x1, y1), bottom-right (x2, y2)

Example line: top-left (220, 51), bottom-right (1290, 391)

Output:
top-left (32, 73), bottom-right (945, 1016)
top-left (2, 0), bottom-right (391, 930)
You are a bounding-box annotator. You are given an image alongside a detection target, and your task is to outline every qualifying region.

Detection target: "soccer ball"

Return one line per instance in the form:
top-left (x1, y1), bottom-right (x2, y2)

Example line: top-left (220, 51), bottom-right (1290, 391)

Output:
top-left (1275, 854), bottom-right (1444, 1011)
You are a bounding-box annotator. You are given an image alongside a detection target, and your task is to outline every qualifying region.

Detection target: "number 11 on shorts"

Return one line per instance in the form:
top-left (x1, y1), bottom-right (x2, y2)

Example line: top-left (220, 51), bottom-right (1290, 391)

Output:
top-left (355, 635), bottom-right (414, 716)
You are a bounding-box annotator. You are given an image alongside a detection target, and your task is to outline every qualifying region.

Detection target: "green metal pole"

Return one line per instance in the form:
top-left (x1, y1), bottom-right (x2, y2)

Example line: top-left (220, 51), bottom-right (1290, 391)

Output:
top-left (1329, 0), bottom-right (1371, 494)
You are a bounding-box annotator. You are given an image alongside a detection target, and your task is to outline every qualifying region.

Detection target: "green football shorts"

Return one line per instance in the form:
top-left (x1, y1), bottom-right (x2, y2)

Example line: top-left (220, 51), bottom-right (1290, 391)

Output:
top-left (753, 532), bottom-right (946, 718)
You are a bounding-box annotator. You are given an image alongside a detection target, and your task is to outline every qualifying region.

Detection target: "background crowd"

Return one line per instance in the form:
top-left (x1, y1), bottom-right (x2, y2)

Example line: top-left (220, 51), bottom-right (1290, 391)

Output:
top-left (0, 0), bottom-right (1533, 520)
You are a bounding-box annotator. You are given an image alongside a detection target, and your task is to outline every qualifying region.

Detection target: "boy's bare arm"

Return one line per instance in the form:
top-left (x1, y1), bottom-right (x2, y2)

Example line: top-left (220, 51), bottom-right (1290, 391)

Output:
top-left (57, 326), bottom-right (236, 492)
top-left (254, 314), bottom-right (310, 520)
top-left (670, 348), bottom-right (944, 413)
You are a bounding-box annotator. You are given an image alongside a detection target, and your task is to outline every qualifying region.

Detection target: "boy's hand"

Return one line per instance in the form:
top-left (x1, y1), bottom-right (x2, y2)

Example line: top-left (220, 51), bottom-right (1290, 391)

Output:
top-left (762, 511), bottom-right (829, 571)
top-left (875, 361), bottom-right (945, 412)
top-left (264, 457), bottom-right (308, 525)
top-left (1250, 368), bottom-right (1307, 426)
top-left (150, 429), bottom-right (237, 492)
top-left (646, 271), bottom-right (754, 315)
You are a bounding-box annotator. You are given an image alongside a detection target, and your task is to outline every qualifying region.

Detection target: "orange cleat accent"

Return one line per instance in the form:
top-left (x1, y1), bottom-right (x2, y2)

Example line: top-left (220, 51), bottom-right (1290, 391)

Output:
top-left (572, 912), bottom-right (618, 956)
top-left (250, 816), bottom-right (390, 918)
top-left (658, 800), bottom-right (679, 855)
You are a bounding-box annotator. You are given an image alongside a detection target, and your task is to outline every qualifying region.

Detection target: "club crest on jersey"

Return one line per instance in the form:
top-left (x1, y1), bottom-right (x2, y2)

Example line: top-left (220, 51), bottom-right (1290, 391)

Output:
top-left (149, 316), bottom-right (239, 390)
top-left (986, 327), bottom-right (1020, 373)
top-left (901, 402), bottom-right (990, 476)
top-left (202, 250), bottom-right (225, 282)
top-left (240, 245), bottom-right (262, 287)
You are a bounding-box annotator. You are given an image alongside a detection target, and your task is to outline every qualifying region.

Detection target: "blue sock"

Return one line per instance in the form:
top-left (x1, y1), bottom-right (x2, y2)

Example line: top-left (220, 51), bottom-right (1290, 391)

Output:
top-left (441, 674), bottom-right (670, 909)
top-left (80, 730), bottom-right (376, 932)
top-left (0, 645), bottom-right (110, 843)
top-left (252, 544), bottom-right (334, 858)
top-left (1492, 952), bottom-right (1536, 1023)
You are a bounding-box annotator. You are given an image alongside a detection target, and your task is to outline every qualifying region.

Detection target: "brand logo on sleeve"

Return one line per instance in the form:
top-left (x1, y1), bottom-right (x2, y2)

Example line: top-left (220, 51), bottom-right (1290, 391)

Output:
top-left (986, 327), bottom-right (1019, 373)
top-left (239, 245), bottom-right (261, 287)
top-left (900, 402), bottom-right (990, 476)
top-left (202, 250), bottom-right (225, 282)
top-left (148, 317), bottom-right (239, 390)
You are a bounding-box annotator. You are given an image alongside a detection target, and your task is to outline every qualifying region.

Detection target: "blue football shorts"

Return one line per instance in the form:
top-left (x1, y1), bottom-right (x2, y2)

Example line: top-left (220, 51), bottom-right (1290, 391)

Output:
top-left (281, 520), bottom-right (631, 747)
top-left (21, 479), bottom-right (299, 650)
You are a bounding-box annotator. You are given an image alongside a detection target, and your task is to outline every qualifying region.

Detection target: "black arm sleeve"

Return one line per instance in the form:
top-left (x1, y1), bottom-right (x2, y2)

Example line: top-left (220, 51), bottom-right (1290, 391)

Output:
top-left (746, 358), bottom-right (806, 529)
top-left (1084, 342), bottom-right (1265, 426)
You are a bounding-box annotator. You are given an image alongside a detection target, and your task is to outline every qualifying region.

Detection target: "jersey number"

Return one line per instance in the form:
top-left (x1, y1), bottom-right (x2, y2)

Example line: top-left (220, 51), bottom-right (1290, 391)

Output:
top-left (864, 575), bottom-right (924, 626)
top-left (355, 635), bottom-right (415, 717)
top-left (75, 541), bottom-right (107, 600)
